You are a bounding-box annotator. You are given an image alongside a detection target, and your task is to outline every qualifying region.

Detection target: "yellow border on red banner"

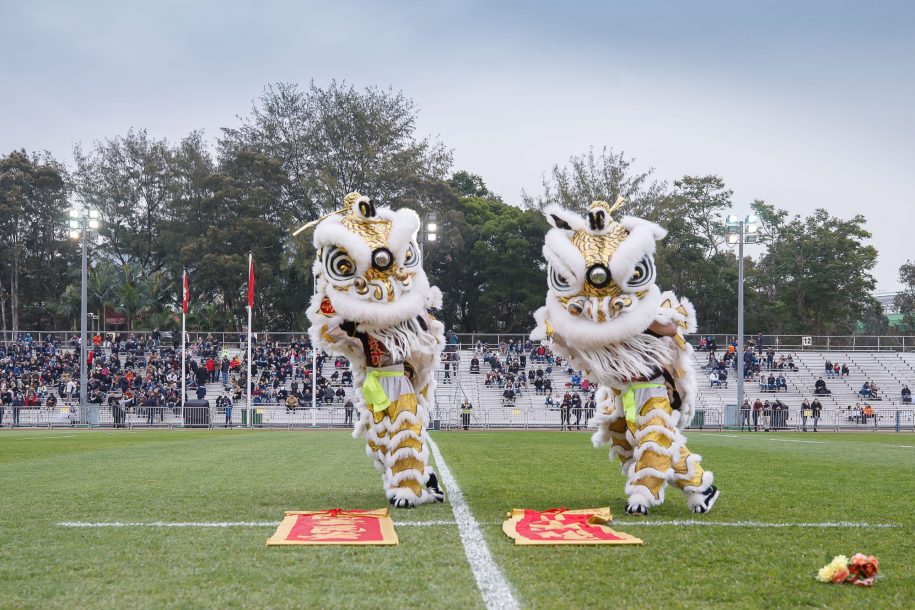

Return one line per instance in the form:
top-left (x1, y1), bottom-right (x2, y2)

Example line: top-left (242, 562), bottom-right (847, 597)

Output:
top-left (502, 507), bottom-right (643, 546)
top-left (266, 509), bottom-right (399, 546)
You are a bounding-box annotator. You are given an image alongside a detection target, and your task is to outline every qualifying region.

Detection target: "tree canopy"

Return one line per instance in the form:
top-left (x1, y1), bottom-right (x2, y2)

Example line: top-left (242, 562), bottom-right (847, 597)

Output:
top-left (0, 84), bottom-right (896, 339)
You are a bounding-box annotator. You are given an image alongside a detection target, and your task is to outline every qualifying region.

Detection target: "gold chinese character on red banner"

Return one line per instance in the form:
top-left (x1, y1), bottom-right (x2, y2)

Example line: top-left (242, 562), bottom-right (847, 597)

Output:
top-left (502, 508), bottom-right (642, 546)
top-left (267, 509), bottom-right (398, 546)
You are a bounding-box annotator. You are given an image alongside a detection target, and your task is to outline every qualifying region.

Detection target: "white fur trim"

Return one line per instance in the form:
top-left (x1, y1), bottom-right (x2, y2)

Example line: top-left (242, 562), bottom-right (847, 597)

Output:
top-left (313, 217), bottom-right (373, 273)
top-left (608, 217), bottom-right (664, 291)
top-left (543, 204), bottom-right (586, 232)
top-left (544, 230), bottom-right (586, 286)
top-left (387, 208), bottom-right (420, 264)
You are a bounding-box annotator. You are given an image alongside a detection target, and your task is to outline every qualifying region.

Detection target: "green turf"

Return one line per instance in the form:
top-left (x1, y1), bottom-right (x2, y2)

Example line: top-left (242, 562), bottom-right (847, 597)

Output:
top-left (1, 430), bottom-right (913, 609)
top-left (435, 430), bottom-right (915, 609)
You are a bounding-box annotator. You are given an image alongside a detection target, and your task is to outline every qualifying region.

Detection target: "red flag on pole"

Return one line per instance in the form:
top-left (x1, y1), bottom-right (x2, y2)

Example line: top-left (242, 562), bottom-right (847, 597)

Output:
top-left (182, 270), bottom-right (189, 314)
top-left (247, 254), bottom-right (255, 307)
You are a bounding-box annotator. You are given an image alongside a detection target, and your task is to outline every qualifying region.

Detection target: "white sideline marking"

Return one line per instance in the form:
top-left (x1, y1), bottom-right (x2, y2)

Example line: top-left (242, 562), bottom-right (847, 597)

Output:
top-left (612, 520), bottom-right (898, 528)
top-left (59, 519), bottom-right (899, 530)
top-left (5, 435), bottom-right (75, 440)
top-left (427, 436), bottom-right (519, 610)
top-left (58, 520), bottom-right (463, 528)
top-left (767, 438), bottom-right (825, 444)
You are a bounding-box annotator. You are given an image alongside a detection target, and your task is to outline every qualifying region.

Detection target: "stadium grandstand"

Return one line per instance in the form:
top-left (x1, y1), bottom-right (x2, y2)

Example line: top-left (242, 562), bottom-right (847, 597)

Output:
top-left (2, 331), bottom-right (914, 433)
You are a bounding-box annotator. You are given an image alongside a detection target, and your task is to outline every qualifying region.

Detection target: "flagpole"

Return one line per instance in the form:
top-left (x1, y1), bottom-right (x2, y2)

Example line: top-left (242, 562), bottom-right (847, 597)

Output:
top-left (180, 269), bottom-right (187, 422)
top-left (247, 253), bottom-right (253, 428)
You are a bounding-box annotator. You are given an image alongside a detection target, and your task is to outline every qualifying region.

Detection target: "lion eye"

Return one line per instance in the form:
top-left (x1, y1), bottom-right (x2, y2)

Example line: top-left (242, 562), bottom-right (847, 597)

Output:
top-left (627, 256), bottom-right (655, 288)
top-left (403, 242), bottom-right (420, 268)
top-left (548, 265), bottom-right (573, 293)
top-left (326, 247), bottom-right (357, 281)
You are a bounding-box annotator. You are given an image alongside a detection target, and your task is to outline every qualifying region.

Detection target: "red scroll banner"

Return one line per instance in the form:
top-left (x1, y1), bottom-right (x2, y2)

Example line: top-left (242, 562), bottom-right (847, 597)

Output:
top-left (502, 508), bottom-right (643, 546)
top-left (267, 509), bottom-right (398, 546)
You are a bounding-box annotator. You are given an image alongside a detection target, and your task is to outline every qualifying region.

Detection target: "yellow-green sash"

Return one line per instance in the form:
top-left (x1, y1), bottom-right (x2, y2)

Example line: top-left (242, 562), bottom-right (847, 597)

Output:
top-left (363, 370), bottom-right (404, 412)
top-left (621, 382), bottom-right (666, 423)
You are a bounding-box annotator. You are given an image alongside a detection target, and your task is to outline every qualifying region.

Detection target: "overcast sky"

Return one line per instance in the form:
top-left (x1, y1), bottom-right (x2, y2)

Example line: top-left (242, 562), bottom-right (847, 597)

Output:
top-left (2, 0), bottom-right (912, 290)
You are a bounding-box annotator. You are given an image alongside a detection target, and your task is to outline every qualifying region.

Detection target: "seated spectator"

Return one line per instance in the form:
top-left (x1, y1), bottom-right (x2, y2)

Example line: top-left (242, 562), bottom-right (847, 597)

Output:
top-left (825, 360), bottom-right (834, 377)
top-left (869, 381), bottom-right (880, 399)
top-left (776, 374), bottom-right (787, 391)
top-left (859, 382), bottom-right (872, 398)
top-left (766, 373), bottom-right (777, 391)
top-left (814, 377), bottom-right (831, 395)
top-left (902, 385), bottom-right (912, 404)
top-left (840, 363), bottom-right (849, 377)
top-left (709, 371), bottom-right (721, 387)
top-left (863, 403), bottom-right (875, 422)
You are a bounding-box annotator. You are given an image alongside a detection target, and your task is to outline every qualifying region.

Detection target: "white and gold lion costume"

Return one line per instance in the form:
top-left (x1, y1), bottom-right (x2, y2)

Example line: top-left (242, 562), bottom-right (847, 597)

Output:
top-left (303, 192), bottom-right (445, 508)
top-left (531, 199), bottom-right (719, 516)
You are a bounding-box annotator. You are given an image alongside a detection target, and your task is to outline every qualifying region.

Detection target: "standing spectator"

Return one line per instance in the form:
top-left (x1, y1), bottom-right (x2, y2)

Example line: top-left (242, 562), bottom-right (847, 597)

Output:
top-left (461, 399), bottom-right (473, 431)
top-left (811, 398), bottom-right (822, 431)
top-left (571, 392), bottom-right (583, 430)
top-left (344, 398), bottom-right (355, 426)
top-left (560, 394), bottom-right (571, 431)
top-left (752, 398), bottom-right (763, 431)
top-left (740, 398), bottom-right (751, 431)
top-left (221, 357), bottom-right (230, 385)
top-left (801, 398), bottom-right (811, 432)
top-left (223, 393), bottom-right (233, 428)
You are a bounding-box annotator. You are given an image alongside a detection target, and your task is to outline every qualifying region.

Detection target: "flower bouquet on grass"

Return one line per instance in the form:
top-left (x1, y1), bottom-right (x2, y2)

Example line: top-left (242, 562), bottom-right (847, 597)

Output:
top-left (816, 553), bottom-right (880, 587)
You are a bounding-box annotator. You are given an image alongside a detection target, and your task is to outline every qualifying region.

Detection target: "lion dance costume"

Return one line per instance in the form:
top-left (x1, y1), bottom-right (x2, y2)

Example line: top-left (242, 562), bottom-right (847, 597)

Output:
top-left (304, 193), bottom-right (445, 509)
top-left (531, 199), bottom-right (719, 516)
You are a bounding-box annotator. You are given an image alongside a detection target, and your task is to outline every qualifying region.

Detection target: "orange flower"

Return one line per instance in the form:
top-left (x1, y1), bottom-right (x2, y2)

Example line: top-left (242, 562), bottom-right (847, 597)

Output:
top-left (849, 553), bottom-right (879, 579)
top-left (831, 566), bottom-right (850, 584)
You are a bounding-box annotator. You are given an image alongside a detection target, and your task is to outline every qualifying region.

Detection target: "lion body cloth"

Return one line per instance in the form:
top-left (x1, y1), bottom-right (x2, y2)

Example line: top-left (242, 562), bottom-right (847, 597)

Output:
top-left (306, 192), bottom-right (445, 508)
top-left (531, 200), bottom-right (719, 515)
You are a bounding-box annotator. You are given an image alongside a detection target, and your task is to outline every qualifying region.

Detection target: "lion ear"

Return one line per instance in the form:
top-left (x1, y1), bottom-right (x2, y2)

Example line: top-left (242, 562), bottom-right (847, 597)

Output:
top-left (543, 205), bottom-right (582, 231)
top-left (549, 214), bottom-right (573, 230)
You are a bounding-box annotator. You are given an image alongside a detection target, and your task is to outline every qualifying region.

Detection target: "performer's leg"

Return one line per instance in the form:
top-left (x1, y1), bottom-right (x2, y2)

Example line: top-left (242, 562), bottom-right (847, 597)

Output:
top-left (671, 430), bottom-right (719, 514)
top-left (383, 392), bottom-right (443, 508)
top-left (623, 396), bottom-right (678, 515)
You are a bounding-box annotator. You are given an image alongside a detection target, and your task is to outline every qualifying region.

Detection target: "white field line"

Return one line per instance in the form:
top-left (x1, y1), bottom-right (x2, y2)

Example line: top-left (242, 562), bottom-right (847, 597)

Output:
top-left (611, 520), bottom-right (898, 528)
top-left (58, 519), bottom-right (899, 529)
top-left (427, 436), bottom-right (519, 610)
top-left (767, 438), bottom-right (825, 444)
top-left (5, 435), bottom-right (75, 440)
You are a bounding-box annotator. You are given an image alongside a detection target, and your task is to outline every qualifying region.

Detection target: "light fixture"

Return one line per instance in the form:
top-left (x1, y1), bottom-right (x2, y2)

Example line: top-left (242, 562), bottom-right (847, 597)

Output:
top-left (89, 209), bottom-right (99, 219)
top-left (427, 222), bottom-right (437, 232)
top-left (726, 233), bottom-right (739, 245)
top-left (89, 219), bottom-right (100, 229)
top-left (69, 219), bottom-right (80, 229)
top-left (69, 230), bottom-right (81, 239)
top-left (428, 233), bottom-right (437, 242)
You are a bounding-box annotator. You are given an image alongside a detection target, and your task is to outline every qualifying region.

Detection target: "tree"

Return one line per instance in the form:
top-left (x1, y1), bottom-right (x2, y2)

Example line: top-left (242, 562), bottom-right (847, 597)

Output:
top-left (219, 81), bottom-right (452, 223)
top-left (180, 149), bottom-right (291, 328)
top-left (522, 146), bottom-right (665, 217)
top-left (448, 171), bottom-right (497, 200)
top-left (428, 194), bottom-right (548, 332)
top-left (754, 209), bottom-right (878, 335)
top-left (895, 261), bottom-right (915, 332)
top-left (0, 150), bottom-right (71, 337)
top-left (73, 129), bottom-right (214, 277)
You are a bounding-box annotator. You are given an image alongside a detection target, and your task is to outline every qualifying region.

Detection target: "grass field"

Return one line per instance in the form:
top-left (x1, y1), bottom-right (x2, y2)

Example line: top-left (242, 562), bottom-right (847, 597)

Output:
top-left (1, 429), bottom-right (912, 609)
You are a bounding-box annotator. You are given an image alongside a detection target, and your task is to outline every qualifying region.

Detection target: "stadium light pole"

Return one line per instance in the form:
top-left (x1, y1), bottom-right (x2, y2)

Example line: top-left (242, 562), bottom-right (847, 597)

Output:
top-left (421, 212), bottom-right (437, 260)
top-left (725, 214), bottom-right (758, 417)
top-left (69, 205), bottom-right (101, 426)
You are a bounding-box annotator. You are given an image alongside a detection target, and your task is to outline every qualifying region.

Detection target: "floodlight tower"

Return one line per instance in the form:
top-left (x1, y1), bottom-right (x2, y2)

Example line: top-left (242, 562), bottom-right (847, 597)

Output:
top-left (725, 214), bottom-right (759, 414)
top-left (68, 205), bottom-right (101, 426)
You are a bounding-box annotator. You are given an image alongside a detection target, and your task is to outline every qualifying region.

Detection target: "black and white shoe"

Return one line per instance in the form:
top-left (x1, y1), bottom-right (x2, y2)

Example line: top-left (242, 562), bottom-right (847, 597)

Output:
top-left (390, 496), bottom-right (416, 509)
top-left (625, 503), bottom-right (648, 516)
top-left (691, 485), bottom-right (720, 514)
top-left (426, 472), bottom-right (445, 503)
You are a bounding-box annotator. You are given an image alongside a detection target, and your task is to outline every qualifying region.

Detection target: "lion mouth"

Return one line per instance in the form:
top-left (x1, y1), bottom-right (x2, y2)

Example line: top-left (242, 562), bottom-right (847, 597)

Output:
top-left (558, 294), bottom-right (633, 322)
